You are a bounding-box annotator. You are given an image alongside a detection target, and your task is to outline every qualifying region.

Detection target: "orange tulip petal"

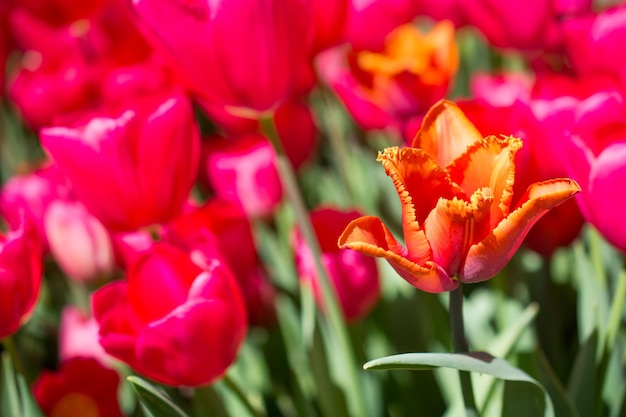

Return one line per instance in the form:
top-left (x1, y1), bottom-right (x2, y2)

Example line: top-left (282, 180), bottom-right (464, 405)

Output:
top-left (424, 189), bottom-right (494, 277)
top-left (448, 135), bottom-right (522, 228)
top-left (377, 147), bottom-right (462, 258)
top-left (460, 179), bottom-right (581, 283)
top-left (411, 100), bottom-right (483, 167)
top-left (338, 216), bottom-right (458, 293)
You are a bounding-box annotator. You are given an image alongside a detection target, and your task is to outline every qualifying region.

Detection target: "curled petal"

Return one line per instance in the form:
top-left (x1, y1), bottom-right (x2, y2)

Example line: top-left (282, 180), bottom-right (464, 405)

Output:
top-left (461, 178), bottom-right (581, 283)
top-left (377, 147), bottom-right (461, 254)
top-left (338, 216), bottom-right (457, 293)
top-left (448, 135), bottom-right (522, 227)
top-left (411, 100), bottom-right (483, 166)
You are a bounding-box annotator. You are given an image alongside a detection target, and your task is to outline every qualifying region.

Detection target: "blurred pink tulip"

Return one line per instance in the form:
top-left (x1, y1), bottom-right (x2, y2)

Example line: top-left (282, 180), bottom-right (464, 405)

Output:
top-left (92, 243), bottom-right (247, 386)
top-left (342, 0), bottom-right (419, 51)
top-left (132, 0), bottom-right (313, 114)
top-left (44, 200), bottom-right (115, 282)
top-left (311, 0), bottom-right (349, 53)
top-left (12, 0), bottom-right (106, 26)
top-left (0, 210), bottom-right (43, 339)
top-left (295, 207), bottom-right (380, 322)
top-left (9, 50), bottom-right (96, 129)
top-left (462, 0), bottom-right (591, 51)
top-left (0, 163), bottom-right (71, 250)
top-left (58, 306), bottom-right (113, 366)
top-left (201, 134), bottom-right (283, 218)
top-left (563, 4), bottom-right (626, 86)
top-left (41, 94), bottom-right (200, 231)
top-left (567, 88), bottom-right (626, 251)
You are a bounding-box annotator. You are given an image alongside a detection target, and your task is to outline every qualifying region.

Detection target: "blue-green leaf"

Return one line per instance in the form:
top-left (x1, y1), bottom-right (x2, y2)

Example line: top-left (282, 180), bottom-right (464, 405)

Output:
top-left (127, 376), bottom-right (190, 417)
top-left (364, 352), bottom-right (554, 417)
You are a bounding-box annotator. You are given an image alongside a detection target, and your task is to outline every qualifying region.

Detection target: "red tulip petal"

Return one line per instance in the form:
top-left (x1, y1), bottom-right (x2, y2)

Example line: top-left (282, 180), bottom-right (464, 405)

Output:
top-left (338, 216), bottom-right (457, 293)
top-left (377, 147), bottom-right (461, 255)
top-left (461, 178), bottom-right (581, 283)
top-left (136, 298), bottom-right (246, 386)
top-left (411, 100), bottom-right (483, 167)
top-left (448, 135), bottom-right (521, 228)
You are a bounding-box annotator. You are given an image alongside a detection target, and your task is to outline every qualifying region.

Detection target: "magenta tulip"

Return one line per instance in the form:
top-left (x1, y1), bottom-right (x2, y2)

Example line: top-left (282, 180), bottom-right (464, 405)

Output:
top-left (41, 93), bottom-right (200, 231)
top-left (296, 207), bottom-right (380, 321)
top-left (132, 0), bottom-right (313, 114)
top-left (0, 210), bottom-right (43, 339)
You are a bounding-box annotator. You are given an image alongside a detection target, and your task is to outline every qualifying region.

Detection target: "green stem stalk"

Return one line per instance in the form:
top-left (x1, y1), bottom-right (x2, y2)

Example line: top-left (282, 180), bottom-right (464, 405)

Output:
top-left (450, 286), bottom-right (478, 416)
top-left (260, 117), bottom-right (367, 417)
top-left (2, 337), bottom-right (26, 382)
top-left (223, 374), bottom-right (266, 417)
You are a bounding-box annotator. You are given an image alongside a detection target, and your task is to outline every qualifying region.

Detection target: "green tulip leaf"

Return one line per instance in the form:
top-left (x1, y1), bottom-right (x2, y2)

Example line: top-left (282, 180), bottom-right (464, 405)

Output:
top-left (128, 376), bottom-right (190, 417)
top-left (364, 352), bottom-right (554, 417)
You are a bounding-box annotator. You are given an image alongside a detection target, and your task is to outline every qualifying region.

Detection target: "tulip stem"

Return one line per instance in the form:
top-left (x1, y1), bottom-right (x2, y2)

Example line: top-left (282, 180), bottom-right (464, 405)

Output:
top-left (261, 116), bottom-right (368, 417)
top-left (222, 374), bottom-right (266, 417)
top-left (318, 88), bottom-right (356, 203)
top-left (2, 337), bottom-right (27, 382)
top-left (449, 286), bottom-right (478, 416)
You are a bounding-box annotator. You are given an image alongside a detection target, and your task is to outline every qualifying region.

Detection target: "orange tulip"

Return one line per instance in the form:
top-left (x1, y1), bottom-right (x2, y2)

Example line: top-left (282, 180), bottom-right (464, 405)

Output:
top-left (338, 100), bottom-right (581, 293)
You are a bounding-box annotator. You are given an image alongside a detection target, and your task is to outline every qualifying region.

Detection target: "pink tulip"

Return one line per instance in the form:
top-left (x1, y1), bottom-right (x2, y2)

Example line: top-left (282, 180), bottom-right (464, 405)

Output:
top-left (11, 0), bottom-right (106, 26)
top-left (563, 4), bottom-right (626, 86)
top-left (311, 0), bottom-right (349, 53)
top-left (44, 200), bottom-right (115, 282)
top-left (342, 0), bottom-right (419, 51)
top-left (567, 89), bottom-right (626, 251)
top-left (92, 243), bottom-right (247, 386)
top-left (9, 50), bottom-right (96, 129)
top-left (0, 210), bottom-right (43, 339)
top-left (295, 207), bottom-right (380, 321)
top-left (463, 0), bottom-right (591, 51)
top-left (0, 163), bottom-right (71, 250)
top-left (201, 134), bottom-right (283, 218)
top-left (132, 0), bottom-right (313, 114)
top-left (41, 93), bottom-right (200, 231)
top-left (58, 306), bottom-right (113, 366)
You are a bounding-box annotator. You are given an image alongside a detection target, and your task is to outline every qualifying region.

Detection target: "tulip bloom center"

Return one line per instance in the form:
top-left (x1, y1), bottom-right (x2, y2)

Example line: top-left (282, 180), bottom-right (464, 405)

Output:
top-left (50, 393), bottom-right (100, 417)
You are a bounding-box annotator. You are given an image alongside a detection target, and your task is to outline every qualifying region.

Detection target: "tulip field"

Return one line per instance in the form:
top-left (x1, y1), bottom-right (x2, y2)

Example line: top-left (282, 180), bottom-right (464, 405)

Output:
top-left (1, 0), bottom-right (626, 416)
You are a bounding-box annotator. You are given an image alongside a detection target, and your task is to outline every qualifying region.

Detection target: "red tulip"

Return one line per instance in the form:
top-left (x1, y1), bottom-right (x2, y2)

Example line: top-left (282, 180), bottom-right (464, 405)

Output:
top-left (167, 199), bottom-right (277, 326)
top-left (41, 93), bottom-right (200, 231)
top-left (339, 100), bottom-right (580, 292)
top-left (33, 357), bottom-right (123, 417)
top-left (296, 207), bottom-right (380, 321)
top-left (92, 243), bottom-right (247, 386)
top-left (0, 210), bottom-right (43, 339)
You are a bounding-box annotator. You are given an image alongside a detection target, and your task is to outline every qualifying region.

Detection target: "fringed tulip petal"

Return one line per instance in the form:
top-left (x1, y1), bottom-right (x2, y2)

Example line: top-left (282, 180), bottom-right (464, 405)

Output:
top-left (448, 135), bottom-right (521, 225)
top-left (424, 190), bottom-right (493, 276)
top-left (338, 216), bottom-right (457, 293)
top-left (461, 179), bottom-right (581, 283)
top-left (411, 100), bottom-right (483, 166)
top-left (377, 147), bottom-right (461, 251)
